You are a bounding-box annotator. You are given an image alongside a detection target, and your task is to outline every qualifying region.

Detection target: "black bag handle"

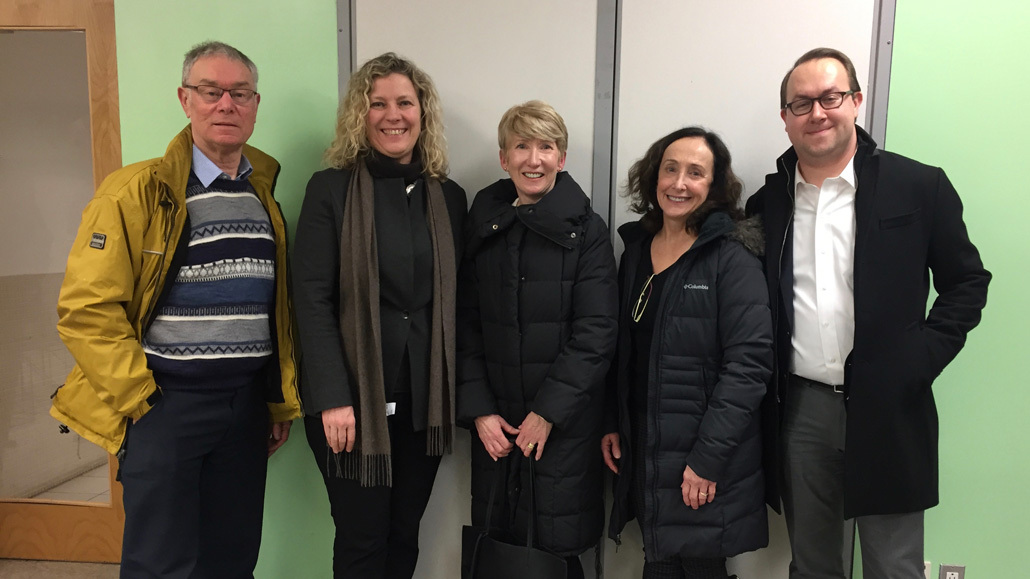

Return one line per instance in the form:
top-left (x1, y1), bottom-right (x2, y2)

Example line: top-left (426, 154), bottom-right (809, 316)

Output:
top-left (481, 451), bottom-right (544, 549)
top-left (481, 454), bottom-right (505, 531)
top-left (525, 455), bottom-right (539, 548)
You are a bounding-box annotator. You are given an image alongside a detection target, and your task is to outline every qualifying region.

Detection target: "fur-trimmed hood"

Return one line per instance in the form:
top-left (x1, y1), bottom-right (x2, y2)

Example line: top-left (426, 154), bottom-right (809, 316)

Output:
top-left (618, 211), bottom-right (765, 257)
top-left (727, 215), bottom-right (765, 257)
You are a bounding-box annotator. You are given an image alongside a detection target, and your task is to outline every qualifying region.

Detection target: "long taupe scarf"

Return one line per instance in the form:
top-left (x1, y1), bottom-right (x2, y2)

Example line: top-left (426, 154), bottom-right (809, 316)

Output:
top-left (335, 159), bottom-right (456, 487)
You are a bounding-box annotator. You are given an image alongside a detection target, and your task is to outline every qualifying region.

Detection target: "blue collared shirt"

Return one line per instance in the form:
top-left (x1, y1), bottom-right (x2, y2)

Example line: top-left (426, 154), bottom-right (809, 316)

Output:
top-left (191, 144), bottom-right (254, 187)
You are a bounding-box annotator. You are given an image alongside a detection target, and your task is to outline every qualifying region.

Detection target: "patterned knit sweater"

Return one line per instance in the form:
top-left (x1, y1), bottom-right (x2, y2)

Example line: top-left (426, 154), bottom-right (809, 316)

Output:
top-left (142, 171), bottom-right (276, 391)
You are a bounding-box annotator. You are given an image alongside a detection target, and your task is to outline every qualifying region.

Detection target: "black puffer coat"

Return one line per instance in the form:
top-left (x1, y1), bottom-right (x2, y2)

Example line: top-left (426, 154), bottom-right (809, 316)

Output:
top-left (457, 172), bottom-right (618, 556)
top-left (607, 212), bottom-right (773, 562)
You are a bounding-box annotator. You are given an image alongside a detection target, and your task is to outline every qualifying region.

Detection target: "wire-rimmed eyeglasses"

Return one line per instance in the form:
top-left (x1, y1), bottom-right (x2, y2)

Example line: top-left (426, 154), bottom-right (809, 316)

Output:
top-left (184, 84), bottom-right (258, 105)
top-left (631, 273), bottom-right (656, 323)
top-left (783, 91), bottom-right (855, 116)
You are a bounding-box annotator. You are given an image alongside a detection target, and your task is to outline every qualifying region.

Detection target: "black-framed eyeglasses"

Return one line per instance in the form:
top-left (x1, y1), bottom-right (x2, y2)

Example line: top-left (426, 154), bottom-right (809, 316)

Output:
top-left (783, 91), bottom-right (855, 116)
top-left (184, 84), bottom-right (258, 105)
top-left (631, 273), bottom-right (656, 323)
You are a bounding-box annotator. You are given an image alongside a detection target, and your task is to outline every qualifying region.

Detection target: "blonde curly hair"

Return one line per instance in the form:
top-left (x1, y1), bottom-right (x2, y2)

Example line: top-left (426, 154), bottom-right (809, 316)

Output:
top-left (324, 52), bottom-right (449, 179)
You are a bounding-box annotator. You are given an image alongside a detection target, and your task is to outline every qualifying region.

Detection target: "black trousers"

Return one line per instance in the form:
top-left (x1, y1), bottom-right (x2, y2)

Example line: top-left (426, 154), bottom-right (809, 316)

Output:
top-left (304, 396), bottom-right (441, 579)
top-left (120, 385), bottom-right (268, 579)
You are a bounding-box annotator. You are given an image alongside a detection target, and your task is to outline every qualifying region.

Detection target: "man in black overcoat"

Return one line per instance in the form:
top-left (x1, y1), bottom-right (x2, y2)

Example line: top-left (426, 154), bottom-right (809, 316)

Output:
top-left (745, 47), bottom-right (990, 579)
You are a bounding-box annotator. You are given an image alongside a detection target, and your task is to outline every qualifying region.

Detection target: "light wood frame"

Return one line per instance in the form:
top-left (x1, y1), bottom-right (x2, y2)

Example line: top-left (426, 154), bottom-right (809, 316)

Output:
top-left (0, 0), bottom-right (122, 562)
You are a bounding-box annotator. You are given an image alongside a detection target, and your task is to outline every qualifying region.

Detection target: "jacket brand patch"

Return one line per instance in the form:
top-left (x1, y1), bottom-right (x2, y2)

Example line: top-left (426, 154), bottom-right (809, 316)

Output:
top-left (684, 283), bottom-right (709, 290)
top-left (89, 233), bottom-right (107, 250)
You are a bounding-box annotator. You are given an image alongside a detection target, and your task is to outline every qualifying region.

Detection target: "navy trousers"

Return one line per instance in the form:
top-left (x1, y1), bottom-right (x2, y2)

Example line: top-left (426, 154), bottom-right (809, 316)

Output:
top-left (119, 385), bottom-right (268, 579)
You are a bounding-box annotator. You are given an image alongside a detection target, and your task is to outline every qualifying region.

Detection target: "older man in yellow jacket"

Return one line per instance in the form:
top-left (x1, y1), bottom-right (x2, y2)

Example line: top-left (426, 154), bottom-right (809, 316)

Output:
top-left (51, 41), bottom-right (301, 578)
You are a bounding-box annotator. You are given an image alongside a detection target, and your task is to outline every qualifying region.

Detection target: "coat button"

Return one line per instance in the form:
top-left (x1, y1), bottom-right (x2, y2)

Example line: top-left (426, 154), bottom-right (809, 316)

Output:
top-left (492, 224), bottom-right (498, 230)
top-left (570, 232), bottom-right (576, 238)
top-left (403, 311), bottom-right (410, 320)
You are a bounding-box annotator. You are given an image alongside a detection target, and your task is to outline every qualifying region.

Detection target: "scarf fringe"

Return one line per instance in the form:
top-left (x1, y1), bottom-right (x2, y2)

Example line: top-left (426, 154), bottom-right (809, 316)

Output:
top-left (325, 424), bottom-right (452, 487)
top-left (427, 424), bottom-right (453, 456)
top-left (329, 448), bottom-right (393, 488)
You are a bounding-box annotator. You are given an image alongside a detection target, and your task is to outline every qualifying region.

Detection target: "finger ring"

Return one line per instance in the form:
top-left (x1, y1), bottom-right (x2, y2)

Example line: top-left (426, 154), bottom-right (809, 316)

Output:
top-left (527, 443), bottom-right (536, 451)
top-left (699, 492), bottom-right (708, 497)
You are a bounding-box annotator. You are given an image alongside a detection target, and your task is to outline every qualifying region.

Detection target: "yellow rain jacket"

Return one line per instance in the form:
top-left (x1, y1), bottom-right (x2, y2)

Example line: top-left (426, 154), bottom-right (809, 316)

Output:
top-left (50, 127), bottom-right (302, 454)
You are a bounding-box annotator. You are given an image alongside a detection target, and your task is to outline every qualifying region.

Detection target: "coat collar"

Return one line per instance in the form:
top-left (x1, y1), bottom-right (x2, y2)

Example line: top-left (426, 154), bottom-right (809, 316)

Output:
top-left (774, 124), bottom-right (879, 180)
top-left (468, 172), bottom-right (593, 252)
top-left (763, 124), bottom-right (880, 334)
top-left (153, 125), bottom-right (280, 201)
top-left (772, 125), bottom-right (881, 268)
top-left (618, 211), bottom-right (759, 255)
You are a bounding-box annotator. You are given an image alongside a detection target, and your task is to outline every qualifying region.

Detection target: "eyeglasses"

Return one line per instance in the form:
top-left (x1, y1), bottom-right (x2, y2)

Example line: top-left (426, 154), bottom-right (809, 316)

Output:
top-left (631, 273), bottom-right (656, 323)
top-left (783, 91), bottom-right (855, 116)
top-left (184, 84), bottom-right (258, 105)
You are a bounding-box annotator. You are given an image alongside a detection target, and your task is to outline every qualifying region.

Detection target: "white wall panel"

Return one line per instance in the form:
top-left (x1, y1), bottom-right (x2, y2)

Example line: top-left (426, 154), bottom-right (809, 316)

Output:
top-left (355, 0), bottom-right (599, 202)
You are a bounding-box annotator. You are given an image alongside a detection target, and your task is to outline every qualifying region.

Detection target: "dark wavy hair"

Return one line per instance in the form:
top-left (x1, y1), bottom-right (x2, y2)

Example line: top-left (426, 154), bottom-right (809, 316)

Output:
top-left (623, 126), bottom-right (743, 234)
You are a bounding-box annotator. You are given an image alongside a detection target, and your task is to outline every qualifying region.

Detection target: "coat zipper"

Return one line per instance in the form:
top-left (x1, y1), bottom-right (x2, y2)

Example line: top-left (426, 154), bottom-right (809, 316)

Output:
top-left (774, 157), bottom-right (796, 405)
top-left (644, 243), bottom-right (701, 560)
top-left (141, 196), bottom-right (177, 331)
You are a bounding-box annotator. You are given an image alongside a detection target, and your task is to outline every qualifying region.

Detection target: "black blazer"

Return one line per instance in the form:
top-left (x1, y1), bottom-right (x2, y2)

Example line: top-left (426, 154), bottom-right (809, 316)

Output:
top-left (292, 165), bottom-right (467, 429)
top-left (745, 126), bottom-right (990, 518)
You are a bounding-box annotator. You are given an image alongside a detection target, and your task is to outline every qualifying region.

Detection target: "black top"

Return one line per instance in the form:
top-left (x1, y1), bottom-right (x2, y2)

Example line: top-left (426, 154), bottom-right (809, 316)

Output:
top-left (366, 151), bottom-right (433, 405)
top-left (629, 237), bottom-right (669, 423)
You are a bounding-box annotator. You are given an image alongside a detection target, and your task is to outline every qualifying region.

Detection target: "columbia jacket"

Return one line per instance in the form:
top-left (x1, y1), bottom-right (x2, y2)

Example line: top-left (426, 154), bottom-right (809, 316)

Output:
top-left (50, 126), bottom-right (302, 454)
top-left (607, 213), bottom-right (772, 561)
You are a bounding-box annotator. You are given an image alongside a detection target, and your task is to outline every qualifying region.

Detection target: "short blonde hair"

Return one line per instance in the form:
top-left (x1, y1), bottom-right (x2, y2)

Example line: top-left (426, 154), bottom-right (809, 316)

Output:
top-left (323, 53), bottom-right (448, 179)
top-left (497, 100), bottom-right (568, 154)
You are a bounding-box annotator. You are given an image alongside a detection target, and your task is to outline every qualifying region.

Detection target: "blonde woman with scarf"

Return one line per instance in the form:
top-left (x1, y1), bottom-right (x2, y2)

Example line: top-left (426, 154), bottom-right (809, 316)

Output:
top-left (292, 53), bottom-right (467, 579)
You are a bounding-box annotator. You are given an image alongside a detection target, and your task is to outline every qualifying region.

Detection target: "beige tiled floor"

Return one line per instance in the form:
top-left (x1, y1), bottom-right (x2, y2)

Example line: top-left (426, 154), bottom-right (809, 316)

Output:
top-left (31, 465), bottom-right (111, 503)
top-left (0, 559), bottom-right (119, 578)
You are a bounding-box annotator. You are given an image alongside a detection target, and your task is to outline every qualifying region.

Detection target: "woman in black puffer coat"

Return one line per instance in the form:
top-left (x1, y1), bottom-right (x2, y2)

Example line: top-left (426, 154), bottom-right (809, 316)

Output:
top-left (457, 101), bottom-right (618, 579)
top-left (602, 127), bottom-right (773, 579)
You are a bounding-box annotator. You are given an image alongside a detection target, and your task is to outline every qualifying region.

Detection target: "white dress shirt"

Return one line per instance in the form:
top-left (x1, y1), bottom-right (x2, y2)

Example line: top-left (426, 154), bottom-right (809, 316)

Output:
top-left (791, 156), bottom-right (857, 386)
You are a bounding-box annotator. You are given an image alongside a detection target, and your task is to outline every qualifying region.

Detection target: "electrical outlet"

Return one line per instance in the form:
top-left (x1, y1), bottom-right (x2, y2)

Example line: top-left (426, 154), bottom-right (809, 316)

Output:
top-left (939, 564), bottom-right (965, 579)
top-left (924, 561), bottom-right (932, 579)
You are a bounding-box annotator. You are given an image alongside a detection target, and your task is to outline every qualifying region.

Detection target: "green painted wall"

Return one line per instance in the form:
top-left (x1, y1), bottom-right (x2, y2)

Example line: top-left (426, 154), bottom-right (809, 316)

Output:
top-left (113, 2), bottom-right (338, 577)
top-left (884, 1), bottom-right (1030, 577)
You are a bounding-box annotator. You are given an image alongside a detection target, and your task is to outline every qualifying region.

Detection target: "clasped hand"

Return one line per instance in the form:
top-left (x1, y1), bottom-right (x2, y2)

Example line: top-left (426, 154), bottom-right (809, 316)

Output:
top-left (475, 411), bottom-right (553, 461)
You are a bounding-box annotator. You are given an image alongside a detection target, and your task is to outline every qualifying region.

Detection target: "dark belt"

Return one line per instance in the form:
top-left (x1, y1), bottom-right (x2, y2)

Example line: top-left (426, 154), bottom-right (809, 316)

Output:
top-left (790, 373), bottom-right (844, 394)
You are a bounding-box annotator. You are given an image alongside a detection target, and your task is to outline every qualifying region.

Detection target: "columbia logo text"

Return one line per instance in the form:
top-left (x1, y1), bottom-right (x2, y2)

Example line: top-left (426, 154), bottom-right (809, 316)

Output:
top-left (684, 283), bottom-right (709, 290)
